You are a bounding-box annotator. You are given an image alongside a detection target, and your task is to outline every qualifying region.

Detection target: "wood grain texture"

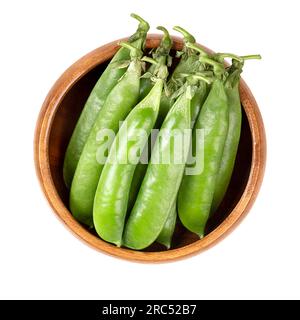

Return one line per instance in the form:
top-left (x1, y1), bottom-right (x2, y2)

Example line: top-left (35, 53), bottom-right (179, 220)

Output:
top-left (34, 35), bottom-right (266, 263)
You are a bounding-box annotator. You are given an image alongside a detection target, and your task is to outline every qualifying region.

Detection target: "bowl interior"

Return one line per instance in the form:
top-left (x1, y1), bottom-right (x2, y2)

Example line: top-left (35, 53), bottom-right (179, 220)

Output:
top-left (48, 54), bottom-right (253, 252)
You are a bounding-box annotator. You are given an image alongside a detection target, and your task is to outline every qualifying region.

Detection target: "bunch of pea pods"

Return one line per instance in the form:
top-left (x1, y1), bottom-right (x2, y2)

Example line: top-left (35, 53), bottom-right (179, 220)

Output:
top-left (63, 14), bottom-right (260, 250)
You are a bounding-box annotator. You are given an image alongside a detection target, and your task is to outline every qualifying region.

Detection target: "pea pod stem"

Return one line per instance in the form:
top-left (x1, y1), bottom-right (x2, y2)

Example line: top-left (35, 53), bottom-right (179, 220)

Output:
top-left (141, 56), bottom-right (158, 65)
top-left (240, 54), bottom-right (262, 60)
top-left (141, 55), bottom-right (169, 82)
top-left (217, 53), bottom-right (243, 62)
top-left (173, 26), bottom-right (196, 44)
top-left (217, 53), bottom-right (262, 62)
top-left (129, 13), bottom-right (150, 43)
top-left (155, 26), bottom-right (172, 57)
top-left (119, 41), bottom-right (143, 59)
top-left (185, 42), bottom-right (208, 56)
top-left (157, 25), bottom-right (168, 34)
top-left (158, 27), bottom-right (201, 120)
top-left (173, 26), bottom-right (199, 59)
top-left (179, 73), bottom-right (213, 85)
top-left (191, 74), bottom-right (212, 84)
top-left (199, 56), bottom-right (225, 78)
top-left (139, 28), bottom-right (172, 100)
top-left (130, 13), bottom-right (148, 25)
top-left (199, 56), bottom-right (224, 70)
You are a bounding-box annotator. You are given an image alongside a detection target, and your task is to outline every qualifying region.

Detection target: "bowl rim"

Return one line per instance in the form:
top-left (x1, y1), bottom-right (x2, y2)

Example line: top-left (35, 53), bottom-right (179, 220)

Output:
top-left (34, 34), bottom-right (266, 263)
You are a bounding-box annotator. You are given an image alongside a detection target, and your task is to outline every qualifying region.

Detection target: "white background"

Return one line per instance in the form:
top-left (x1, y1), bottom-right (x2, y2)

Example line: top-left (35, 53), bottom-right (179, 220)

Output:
top-left (0, 0), bottom-right (299, 300)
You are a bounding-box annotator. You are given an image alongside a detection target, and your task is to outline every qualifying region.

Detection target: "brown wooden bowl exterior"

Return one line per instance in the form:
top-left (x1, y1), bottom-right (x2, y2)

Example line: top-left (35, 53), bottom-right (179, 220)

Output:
top-left (34, 35), bottom-right (266, 263)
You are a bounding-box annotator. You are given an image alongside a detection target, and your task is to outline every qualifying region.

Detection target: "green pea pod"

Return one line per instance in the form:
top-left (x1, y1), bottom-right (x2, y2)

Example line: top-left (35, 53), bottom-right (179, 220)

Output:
top-left (210, 53), bottom-right (261, 212)
top-left (63, 14), bottom-right (149, 188)
top-left (127, 27), bottom-right (172, 214)
top-left (156, 202), bottom-right (177, 249)
top-left (70, 43), bottom-right (143, 227)
top-left (93, 78), bottom-right (165, 246)
top-left (211, 64), bottom-right (242, 213)
top-left (123, 87), bottom-right (193, 250)
top-left (156, 78), bottom-right (208, 249)
top-left (178, 78), bottom-right (229, 238)
top-left (139, 26), bottom-right (172, 100)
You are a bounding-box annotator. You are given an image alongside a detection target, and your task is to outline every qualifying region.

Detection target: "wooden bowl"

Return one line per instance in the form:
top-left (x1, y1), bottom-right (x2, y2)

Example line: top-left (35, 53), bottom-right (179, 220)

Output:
top-left (34, 35), bottom-right (266, 263)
